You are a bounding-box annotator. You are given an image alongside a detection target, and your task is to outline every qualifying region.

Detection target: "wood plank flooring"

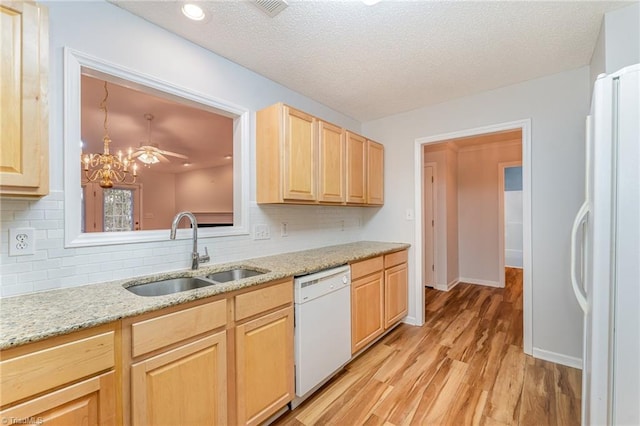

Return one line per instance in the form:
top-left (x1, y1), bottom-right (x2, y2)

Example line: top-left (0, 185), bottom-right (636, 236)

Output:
top-left (274, 268), bottom-right (581, 426)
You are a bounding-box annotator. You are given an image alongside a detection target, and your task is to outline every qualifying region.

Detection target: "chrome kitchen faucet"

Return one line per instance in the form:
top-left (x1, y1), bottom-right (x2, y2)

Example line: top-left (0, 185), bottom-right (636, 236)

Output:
top-left (169, 211), bottom-right (210, 270)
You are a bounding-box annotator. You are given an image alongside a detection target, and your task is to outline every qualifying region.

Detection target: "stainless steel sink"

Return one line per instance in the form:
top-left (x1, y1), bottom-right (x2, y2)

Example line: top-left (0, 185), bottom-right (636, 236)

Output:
top-left (125, 277), bottom-right (216, 297)
top-left (205, 268), bottom-right (266, 283)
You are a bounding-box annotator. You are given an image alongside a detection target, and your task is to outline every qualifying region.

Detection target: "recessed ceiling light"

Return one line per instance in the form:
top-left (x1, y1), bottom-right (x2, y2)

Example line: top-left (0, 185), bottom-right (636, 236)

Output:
top-left (224, 155), bottom-right (232, 159)
top-left (182, 3), bottom-right (205, 21)
top-left (183, 162), bottom-right (192, 167)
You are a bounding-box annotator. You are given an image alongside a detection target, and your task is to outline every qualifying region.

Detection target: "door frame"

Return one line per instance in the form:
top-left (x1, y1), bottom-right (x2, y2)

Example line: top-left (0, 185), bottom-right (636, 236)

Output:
top-left (498, 162), bottom-right (523, 288)
top-left (422, 162), bottom-right (437, 287)
top-left (413, 119), bottom-right (532, 355)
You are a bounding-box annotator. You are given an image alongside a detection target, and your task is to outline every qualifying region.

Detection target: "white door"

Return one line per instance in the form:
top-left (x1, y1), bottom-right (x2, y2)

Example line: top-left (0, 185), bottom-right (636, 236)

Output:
top-left (423, 165), bottom-right (435, 287)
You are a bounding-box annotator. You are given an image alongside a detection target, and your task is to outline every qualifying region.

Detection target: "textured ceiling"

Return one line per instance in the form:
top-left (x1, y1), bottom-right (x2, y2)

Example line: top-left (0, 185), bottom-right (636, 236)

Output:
top-left (114, 0), bottom-right (628, 122)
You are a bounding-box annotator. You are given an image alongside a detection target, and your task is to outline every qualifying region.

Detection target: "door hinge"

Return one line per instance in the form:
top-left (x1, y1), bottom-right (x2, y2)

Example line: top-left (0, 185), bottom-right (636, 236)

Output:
top-left (432, 219), bottom-right (434, 227)
top-left (432, 176), bottom-right (434, 183)
top-left (432, 264), bottom-right (434, 271)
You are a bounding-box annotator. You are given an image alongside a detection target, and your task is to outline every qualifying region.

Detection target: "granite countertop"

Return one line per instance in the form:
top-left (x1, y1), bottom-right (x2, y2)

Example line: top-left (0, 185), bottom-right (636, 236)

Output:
top-left (0, 241), bottom-right (409, 350)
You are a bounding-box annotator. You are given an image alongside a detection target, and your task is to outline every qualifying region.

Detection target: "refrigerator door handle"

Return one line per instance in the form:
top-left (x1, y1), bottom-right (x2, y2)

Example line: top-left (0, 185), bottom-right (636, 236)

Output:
top-left (570, 201), bottom-right (589, 313)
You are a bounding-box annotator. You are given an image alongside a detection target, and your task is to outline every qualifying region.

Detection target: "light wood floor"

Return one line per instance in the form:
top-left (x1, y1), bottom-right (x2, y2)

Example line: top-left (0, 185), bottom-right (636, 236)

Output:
top-left (274, 268), bottom-right (581, 426)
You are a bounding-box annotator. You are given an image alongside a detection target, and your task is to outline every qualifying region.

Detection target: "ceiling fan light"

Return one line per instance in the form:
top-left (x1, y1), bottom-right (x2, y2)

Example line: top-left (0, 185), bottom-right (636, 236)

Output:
top-left (138, 152), bottom-right (160, 165)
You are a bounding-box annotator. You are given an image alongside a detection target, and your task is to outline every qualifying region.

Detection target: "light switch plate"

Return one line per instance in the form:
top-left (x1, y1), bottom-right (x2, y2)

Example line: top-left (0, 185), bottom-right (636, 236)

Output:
top-left (9, 227), bottom-right (36, 256)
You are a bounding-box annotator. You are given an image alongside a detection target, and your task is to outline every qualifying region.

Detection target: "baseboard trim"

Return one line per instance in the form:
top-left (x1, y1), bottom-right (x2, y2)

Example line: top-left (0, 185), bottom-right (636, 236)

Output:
top-left (458, 277), bottom-right (502, 288)
top-left (403, 316), bottom-right (418, 326)
top-left (431, 279), bottom-right (460, 292)
top-left (532, 347), bottom-right (582, 369)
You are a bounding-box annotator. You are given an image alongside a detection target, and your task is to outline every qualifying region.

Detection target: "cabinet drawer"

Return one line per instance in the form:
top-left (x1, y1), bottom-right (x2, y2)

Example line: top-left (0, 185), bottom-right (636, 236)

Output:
top-left (235, 279), bottom-right (293, 322)
top-left (384, 250), bottom-right (408, 269)
top-left (132, 299), bottom-right (227, 358)
top-left (1, 329), bottom-right (114, 407)
top-left (350, 256), bottom-right (383, 280)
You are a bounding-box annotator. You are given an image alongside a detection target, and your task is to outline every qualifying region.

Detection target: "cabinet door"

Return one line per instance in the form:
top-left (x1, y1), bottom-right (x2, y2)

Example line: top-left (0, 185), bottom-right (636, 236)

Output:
top-left (351, 271), bottom-right (384, 354)
top-left (130, 332), bottom-right (227, 426)
top-left (283, 107), bottom-right (316, 201)
top-left (0, 2), bottom-right (48, 197)
top-left (367, 140), bottom-right (384, 205)
top-left (0, 371), bottom-right (116, 426)
top-left (384, 263), bottom-right (408, 328)
top-left (318, 120), bottom-right (345, 203)
top-left (236, 306), bottom-right (294, 426)
top-left (345, 132), bottom-right (367, 204)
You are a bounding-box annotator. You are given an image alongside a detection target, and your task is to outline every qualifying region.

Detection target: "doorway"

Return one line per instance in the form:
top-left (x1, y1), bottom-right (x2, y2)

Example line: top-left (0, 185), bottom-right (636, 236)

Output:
top-left (413, 119), bottom-right (532, 355)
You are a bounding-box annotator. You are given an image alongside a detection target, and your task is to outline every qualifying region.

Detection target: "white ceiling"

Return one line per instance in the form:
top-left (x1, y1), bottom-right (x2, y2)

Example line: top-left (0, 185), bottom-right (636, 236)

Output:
top-left (113, 0), bottom-right (628, 122)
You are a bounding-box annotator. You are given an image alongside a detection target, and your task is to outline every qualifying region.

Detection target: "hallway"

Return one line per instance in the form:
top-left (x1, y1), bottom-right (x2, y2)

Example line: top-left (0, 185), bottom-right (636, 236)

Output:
top-left (274, 268), bottom-right (581, 425)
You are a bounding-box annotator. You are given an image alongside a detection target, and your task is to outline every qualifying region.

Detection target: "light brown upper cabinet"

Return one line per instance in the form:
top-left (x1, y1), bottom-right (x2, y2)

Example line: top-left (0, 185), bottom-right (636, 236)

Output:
top-left (257, 103), bottom-right (384, 206)
top-left (367, 140), bottom-right (384, 205)
top-left (0, 2), bottom-right (49, 198)
top-left (257, 103), bottom-right (317, 203)
top-left (345, 132), bottom-right (367, 204)
top-left (318, 120), bottom-right (345, 203)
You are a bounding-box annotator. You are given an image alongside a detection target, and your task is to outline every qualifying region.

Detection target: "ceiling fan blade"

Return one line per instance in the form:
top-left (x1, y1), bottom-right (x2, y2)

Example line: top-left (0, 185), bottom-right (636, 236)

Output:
top-left (157, 149), bottom-right (188, 160)
top-left (156, 153), bottom-right (170, 163)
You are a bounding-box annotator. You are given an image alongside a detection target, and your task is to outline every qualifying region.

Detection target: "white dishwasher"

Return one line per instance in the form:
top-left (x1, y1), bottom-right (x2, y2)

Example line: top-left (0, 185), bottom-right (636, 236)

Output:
top-left (292, 264), bottom-right (351, 408)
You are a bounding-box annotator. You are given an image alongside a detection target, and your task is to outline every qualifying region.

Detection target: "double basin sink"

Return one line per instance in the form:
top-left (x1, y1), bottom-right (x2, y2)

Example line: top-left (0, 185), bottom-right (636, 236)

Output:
top-left (126, 268), bottom-right (267, 297)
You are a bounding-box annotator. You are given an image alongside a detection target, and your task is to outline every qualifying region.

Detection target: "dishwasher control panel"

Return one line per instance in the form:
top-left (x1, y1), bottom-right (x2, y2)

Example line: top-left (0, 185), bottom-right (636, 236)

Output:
top-left (294, 265), bottom-right (351, 304)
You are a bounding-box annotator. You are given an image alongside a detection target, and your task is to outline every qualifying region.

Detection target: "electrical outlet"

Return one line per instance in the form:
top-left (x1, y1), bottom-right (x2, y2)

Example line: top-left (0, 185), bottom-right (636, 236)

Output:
top-left (281, 222), bottom-right (288, 237)
top-left (253, 224), bottom-right (271, 240)
top-left (9, 227), bottom-right (36, 256)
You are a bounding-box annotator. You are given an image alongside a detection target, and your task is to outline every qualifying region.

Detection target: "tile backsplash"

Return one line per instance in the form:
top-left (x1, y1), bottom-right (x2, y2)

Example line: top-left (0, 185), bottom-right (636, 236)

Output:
top-left (1, 190), bottom-right (366, 297)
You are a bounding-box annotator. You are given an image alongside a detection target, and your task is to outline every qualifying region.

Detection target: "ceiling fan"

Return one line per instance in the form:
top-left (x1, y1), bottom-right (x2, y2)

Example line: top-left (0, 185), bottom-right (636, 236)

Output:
top-left (132, 114), bottom-right (188, 165)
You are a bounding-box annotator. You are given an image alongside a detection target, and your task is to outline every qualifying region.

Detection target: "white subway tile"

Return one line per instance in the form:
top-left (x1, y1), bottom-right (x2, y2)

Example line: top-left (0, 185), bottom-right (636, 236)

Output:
top-left (32, 279), bottom-right (62, 292)
top-left (1, 283), bottom-right (34, 297)
top-left (18, 270), bottom-right (48, 283)
top-left (0, 274), bottom-right (17, 286)
top-left (2, 262), bottom-right (33, 274)
top-left (48, 247), bottom-right (76, 258)
top-left (48, 267), bottom-right (77, 279)
top-left (32, 258), bottom-right (62, 271)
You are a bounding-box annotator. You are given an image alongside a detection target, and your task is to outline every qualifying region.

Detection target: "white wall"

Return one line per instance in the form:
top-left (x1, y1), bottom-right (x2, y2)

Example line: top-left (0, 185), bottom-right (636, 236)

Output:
top-left (589, 2), bottom-right (640, 87)
top-left (0, 1), bottom-right (368, 297)
top-left (138, 170), bottom-right (176, 230)
top-left (174, 165), bottom-right (234, 213)
top-left (458, 143), bottom-right (521, 284)
top-left (362, 66), bottom-right (590, 361)
top-left (604, 3), bottom-right (640, 74)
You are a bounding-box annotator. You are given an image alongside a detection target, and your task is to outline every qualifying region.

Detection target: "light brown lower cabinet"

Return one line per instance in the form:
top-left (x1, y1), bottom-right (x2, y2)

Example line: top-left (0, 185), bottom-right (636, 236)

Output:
top-left (351, 249), bottom-right (409, 354)
top-left (0, 324), bottom-right (117, 426)
top-left (236, 306), bottom-right (294, 426)
top-left (1, 372), bottom-right (116, 426)
top-left (130, 332), bottom-right (227, 426)
top-left (124, 278), bottom-right (294, 426)
top-left (351, 269), bottom-right (385, 354)
top-left (384, 262), bottom-right (409, 328)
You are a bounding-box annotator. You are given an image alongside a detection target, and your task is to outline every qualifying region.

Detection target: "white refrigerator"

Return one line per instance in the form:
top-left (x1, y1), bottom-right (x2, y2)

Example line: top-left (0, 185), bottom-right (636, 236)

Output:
top-left (571, 63), bottom-right (639, 425)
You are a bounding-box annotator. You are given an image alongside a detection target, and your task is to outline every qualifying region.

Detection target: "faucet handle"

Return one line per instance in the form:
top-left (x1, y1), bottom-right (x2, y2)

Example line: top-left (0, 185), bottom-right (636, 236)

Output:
top-left (200, 246), bottom-right (210, 264)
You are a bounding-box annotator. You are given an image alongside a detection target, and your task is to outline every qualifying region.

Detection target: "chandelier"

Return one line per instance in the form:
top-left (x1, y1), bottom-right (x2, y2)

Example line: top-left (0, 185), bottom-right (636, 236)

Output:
top-left (82, 81), bottom-right (137, 188)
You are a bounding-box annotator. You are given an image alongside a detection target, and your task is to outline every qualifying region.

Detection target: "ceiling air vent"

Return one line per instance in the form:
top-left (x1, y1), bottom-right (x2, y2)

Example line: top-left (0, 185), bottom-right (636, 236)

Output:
top-left (252, 0), bottom-right (288, 18)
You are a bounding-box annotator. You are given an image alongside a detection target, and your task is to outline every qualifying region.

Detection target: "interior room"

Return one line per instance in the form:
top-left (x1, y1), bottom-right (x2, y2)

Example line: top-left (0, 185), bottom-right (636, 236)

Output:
top-left (1, 1), bottom-right (638, 425)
